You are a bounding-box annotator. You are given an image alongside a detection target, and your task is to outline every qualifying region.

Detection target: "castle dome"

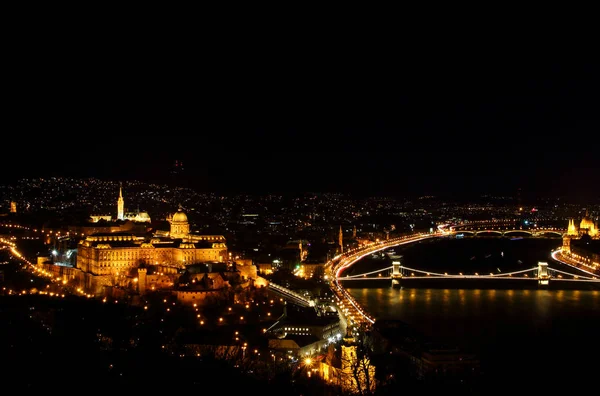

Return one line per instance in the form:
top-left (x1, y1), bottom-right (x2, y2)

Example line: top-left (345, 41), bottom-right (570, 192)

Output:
top-left (172, 208), bottom-right (188, 223)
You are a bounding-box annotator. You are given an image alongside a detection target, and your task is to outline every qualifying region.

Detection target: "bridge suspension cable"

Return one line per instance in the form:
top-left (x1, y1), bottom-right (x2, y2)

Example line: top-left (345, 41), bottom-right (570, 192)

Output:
top-left (397, 266), bottom-right (539, 279)
top-left (487, 267), bottom-right (539, 277)
top-left (396, 266), bottom-right (538, 278)
top-left (548, 267), bottom-right (599, 280)
top-left (339, 266), bottom-right (541, 279)
top-left (341, 266), bottom-right (393, 279)
top-left (338, 264), bottom-right (600, 283)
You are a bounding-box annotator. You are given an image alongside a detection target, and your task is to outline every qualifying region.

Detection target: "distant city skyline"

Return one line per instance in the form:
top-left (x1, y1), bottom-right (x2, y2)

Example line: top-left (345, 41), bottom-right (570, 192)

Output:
top-left (1, 150), bottom-right (598, 204)
top-left (3, 61), bottom-right (598, 200)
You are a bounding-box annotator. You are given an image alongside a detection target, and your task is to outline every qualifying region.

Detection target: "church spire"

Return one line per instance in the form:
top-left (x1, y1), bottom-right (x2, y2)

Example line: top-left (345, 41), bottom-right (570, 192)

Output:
top-left (117, 182), bottom-right (125, 221)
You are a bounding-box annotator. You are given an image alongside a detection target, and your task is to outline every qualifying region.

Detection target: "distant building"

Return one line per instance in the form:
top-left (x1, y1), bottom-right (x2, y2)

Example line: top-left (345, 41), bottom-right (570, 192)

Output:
top-left (89, 215), bottom-right (113, 223)
top-left (298, 260), bottom-right (326, 279)
top-left (68, 220), bottom-right (148, 237)
top-left (562, 236), bottom-right (600, 273)
top-left (10, 201), bottom-right (16, 213)
top-left (267, 304), bottom-right (342, 354)
top-left (126, 211), bottom-right (151, 223)
top-left (567, 210), bottom-right (599, 238)
top-left (563, 213), bottom-right (600, 273)
top-left (256, 261), bottom-right (274, 275)
top-left (89, 185), bottom-right (151, 223)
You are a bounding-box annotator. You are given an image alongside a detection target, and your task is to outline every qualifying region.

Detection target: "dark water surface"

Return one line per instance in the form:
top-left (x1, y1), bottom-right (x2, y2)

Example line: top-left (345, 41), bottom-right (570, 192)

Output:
top-left (345, 237), bottom-right (600, 392)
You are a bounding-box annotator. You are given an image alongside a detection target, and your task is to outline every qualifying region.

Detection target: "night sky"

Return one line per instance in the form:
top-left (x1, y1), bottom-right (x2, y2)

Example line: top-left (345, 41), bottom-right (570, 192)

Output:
top-left (3, 46), bottom-right (598, 201)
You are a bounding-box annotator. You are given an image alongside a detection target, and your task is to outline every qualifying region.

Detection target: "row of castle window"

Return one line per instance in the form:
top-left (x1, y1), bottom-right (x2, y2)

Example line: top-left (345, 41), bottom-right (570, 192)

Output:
top-left (95, 252), bottom-right (216, 261)
top-left (285, 327), bottom-right (310, 332)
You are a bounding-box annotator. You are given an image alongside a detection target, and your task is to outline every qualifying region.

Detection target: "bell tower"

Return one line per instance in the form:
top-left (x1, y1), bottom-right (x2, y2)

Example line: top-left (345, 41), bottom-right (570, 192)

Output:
top-left (117, 183), bottom-right (125, 221)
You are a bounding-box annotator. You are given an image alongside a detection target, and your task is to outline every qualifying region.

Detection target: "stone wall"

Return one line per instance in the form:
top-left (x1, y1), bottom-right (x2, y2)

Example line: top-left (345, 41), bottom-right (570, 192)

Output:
top-left (37, 262), bottom-right (112, 296)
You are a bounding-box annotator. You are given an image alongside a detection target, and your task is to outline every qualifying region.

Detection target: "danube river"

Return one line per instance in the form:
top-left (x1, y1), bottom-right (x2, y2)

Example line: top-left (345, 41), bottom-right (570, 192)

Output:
top-left (343, 236), bottom-right (600, 393)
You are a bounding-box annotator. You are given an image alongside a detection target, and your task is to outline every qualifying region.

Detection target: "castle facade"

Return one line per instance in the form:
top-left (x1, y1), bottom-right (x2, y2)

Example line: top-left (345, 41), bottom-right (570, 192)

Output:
top-left (76, 187), bottom-right (228, 276)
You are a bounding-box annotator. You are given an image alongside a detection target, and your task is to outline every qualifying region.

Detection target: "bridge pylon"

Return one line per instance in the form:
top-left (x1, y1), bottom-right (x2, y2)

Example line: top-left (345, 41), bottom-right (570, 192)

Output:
top-left (538, 261), bottom-right (549, 287)
top-left (391, 260), bottom-right (402, 288)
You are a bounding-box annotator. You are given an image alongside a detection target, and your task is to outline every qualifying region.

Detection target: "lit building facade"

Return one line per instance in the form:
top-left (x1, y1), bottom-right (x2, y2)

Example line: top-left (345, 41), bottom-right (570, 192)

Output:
top-left (562, 212), bottom-right (600, 273)
top-left (77, 207), bottom-right (227, 276)
top-left (568, 211), bottom-right (599, 238)
top-left (90, 185), bottom-right (151, 223)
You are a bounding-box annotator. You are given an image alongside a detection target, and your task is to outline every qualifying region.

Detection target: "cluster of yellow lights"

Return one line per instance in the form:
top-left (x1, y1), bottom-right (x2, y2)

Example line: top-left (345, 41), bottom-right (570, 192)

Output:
top-left (1, 286), bottom-right (66, 298)
top-left (0, 223), bottom-right (88, 238)
top-left (4, 237), bottom-right (278, 365)
top-left (329, 232), bottom-right (437, 326)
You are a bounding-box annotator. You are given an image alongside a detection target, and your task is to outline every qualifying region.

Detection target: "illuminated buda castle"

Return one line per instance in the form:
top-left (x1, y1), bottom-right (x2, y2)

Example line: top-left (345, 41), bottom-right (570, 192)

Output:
top-left (77, 187), bottom-right (228, 277)
top-left (37, 186), bottom-right (258, 299)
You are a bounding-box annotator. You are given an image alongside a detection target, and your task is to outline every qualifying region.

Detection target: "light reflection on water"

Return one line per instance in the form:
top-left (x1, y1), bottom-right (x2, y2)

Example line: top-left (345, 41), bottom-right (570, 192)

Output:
top-left (348, 286), bottom-right (600, 387)
top-left (350, 287), bottom-right (595, 330)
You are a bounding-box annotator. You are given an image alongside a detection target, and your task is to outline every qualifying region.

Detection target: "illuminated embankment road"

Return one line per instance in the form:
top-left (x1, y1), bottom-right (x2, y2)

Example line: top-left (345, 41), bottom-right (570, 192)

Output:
top-left (551, 248), bottom-right (600, 277)
top-left (327, 231), bottom-right (445, 329)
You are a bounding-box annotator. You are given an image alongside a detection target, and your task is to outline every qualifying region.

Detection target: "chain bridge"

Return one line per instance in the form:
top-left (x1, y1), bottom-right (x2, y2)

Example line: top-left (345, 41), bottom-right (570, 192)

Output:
top-left (337, 260), bottom-right (600, 287)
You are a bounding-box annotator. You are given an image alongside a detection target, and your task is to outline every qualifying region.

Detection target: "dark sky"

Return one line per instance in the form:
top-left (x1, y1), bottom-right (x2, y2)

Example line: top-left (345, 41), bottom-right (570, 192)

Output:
top-left (3, 35), bottom-right (599, 201)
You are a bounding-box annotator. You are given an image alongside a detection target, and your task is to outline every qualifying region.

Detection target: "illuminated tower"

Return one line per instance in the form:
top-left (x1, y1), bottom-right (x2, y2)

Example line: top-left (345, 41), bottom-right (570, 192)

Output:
top-left (352, 225), bottom-right (357, 239)
top-left (562, 235), bottom-right (572, 254)
top-left (341, 330), bottom-right (357, 374)
top-left (567, 218), bottom-right (578, 236)
top-left (10, 201), bottom-right (16, 213)
top-left (339, 225), bottom-right (343, 254)
top-left (117, 184), bottom-right (125, 221)
top-left (341, 329), bottom-right (376, 394)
